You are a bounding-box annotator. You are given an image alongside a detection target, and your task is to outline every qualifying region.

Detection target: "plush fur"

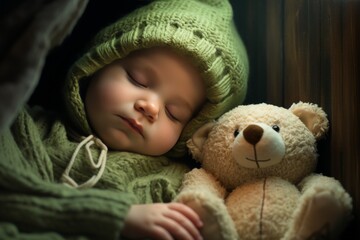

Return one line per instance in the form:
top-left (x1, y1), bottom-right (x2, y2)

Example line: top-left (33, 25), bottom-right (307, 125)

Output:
top-left (175, 102), bottom-right (353, 240)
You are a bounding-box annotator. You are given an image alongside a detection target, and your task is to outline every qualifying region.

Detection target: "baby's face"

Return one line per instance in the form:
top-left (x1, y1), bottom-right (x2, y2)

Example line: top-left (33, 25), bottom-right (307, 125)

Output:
top-left (85, 47), bottom-right (206, 156)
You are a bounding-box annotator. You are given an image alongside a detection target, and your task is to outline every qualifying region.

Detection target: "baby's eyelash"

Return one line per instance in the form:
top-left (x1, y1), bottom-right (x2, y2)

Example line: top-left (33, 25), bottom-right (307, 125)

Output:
top-left (126, 71), bottom-right (147, 88)
top-left (165, 107), bottom-right (179, 122)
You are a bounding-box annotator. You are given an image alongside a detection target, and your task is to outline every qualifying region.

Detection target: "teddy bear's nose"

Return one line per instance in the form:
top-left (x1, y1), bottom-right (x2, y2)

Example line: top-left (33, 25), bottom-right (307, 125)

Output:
top-left (243, 124), bottom-right (264, 145)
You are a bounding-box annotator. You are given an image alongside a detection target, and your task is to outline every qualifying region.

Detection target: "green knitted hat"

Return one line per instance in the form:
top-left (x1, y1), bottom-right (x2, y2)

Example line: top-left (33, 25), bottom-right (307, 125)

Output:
top-left (64, 0), bottom-right (249, 158)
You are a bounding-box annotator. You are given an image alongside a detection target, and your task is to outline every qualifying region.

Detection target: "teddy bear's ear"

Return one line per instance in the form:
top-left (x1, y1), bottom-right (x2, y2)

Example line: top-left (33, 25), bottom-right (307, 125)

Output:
top-left (289, 102), bottom-right (329, 140)
top-left (186, 122), bottom-right (216, 162)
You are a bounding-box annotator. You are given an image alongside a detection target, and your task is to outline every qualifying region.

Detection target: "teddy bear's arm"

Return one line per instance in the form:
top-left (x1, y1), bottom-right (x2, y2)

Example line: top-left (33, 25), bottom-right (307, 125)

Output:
top-left (174, 168), bottom-right (238, 240)
top-left (283, 174), bottom-right (353, 240)
top-left (177, 168), bottom-right (227, 199)
top-left (298, 174), bottom-right (351, 197)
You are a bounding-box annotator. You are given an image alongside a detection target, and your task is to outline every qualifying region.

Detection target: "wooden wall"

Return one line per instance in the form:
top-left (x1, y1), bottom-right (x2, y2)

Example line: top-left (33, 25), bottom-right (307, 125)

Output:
top-left (231, 0), bottom-right (360, 238)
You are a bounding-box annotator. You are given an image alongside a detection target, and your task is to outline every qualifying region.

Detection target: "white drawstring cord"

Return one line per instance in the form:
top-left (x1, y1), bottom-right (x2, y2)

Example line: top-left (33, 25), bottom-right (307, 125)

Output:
top-left (61, 135), bottom-right (108, 189)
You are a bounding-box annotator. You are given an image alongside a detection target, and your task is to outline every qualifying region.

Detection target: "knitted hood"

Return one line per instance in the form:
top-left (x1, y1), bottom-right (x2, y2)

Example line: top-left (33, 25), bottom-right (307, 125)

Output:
top-left (64, 0), bottom-right (249, 157)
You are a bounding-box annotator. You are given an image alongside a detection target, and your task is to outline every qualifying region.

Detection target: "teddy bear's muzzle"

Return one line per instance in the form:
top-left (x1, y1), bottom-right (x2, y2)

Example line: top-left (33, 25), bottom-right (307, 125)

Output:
top-left (232, 123), bottom-right (286, 169)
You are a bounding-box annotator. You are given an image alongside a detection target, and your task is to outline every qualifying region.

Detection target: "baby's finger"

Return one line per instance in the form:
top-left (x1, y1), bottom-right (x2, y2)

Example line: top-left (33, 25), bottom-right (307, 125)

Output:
top-left (168, 202), bottom-right (203, 227)
top-left (149, 225), bottom-right (174, 240)
top-left (158, 217), bottom-right (200, 240)
top-left (164, 209), bottom-right (202, 240)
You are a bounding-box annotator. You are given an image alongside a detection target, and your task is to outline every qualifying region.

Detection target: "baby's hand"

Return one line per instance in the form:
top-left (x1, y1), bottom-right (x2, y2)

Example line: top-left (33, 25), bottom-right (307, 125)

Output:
top-left (122, 202), bottom-right (203, 240)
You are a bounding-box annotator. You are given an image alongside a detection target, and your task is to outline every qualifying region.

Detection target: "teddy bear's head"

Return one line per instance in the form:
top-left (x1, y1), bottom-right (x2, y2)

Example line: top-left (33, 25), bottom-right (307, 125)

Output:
top-left (187, 102), bottom-right (329, 190)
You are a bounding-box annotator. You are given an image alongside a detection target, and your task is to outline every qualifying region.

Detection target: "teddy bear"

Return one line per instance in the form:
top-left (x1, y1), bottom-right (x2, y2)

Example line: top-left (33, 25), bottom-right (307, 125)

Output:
top-left (175, 102), bottom-right (353, 240)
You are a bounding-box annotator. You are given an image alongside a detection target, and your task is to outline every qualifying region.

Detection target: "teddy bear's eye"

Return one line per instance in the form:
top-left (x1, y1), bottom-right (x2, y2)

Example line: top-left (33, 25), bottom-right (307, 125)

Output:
top-left (272, 125), bottom-right (280, 132)
top-left (234, 129), bottom-right (240, 137)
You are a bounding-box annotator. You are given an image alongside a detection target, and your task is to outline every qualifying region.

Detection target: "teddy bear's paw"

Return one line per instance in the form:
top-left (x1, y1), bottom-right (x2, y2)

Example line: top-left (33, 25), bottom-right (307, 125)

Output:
top-left (284, 190), bottom-right (352, 240)
top-left (175, 191), bottom-right (238, 240)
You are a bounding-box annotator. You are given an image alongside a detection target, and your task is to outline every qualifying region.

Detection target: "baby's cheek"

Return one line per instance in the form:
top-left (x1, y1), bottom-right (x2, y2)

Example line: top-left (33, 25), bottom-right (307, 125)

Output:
top-left (97, 82), bottom-right (121, 107)
top-left (161, 125), bottom-right (183, 148)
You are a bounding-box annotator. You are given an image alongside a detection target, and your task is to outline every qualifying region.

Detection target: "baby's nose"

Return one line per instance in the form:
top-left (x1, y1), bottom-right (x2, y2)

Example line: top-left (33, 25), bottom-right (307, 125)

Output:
top-left (143, 103), bottom-right (159, 121)
top-left (135, 99), bottom-right (159, 122)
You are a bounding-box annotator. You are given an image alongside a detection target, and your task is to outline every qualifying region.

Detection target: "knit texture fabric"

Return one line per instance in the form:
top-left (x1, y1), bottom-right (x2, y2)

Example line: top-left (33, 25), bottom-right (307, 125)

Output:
top-left (65, 0), bottom-right (249, 157)
top-left (0, 107), bottom-right (190, 239)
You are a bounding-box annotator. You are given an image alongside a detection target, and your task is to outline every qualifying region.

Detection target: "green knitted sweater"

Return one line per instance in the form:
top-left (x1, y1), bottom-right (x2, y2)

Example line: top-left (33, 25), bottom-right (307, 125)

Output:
top-left (0, 106), bottom-right (189, 239)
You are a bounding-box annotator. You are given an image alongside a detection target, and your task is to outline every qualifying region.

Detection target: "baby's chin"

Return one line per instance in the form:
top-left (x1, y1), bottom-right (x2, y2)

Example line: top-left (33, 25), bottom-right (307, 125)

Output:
top-left (104, 139), bottom-right (171, 157)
